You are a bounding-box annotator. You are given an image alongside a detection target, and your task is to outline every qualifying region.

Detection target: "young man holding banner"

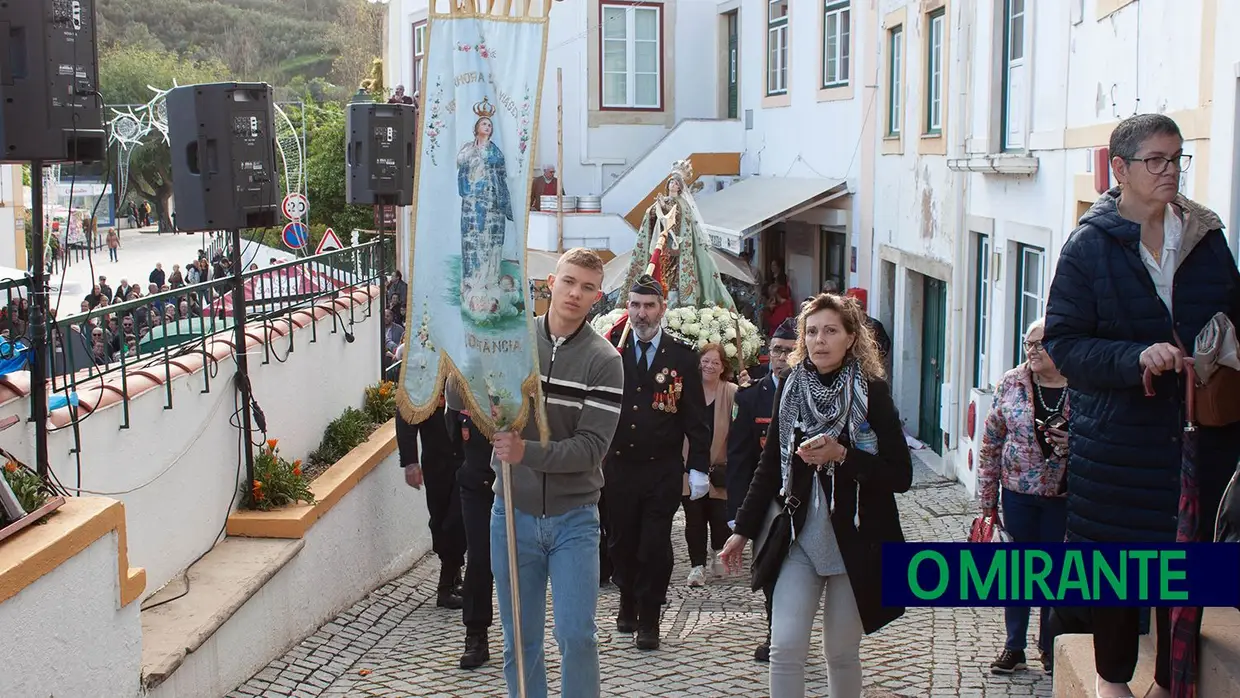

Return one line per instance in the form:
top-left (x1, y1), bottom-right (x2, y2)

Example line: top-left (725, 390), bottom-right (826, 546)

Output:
top-left (490, 248), bottom-right (624, 698)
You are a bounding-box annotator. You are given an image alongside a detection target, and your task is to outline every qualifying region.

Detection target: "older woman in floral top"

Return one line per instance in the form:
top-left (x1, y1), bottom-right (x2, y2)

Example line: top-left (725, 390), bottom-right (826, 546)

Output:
top-left (978, 318), bottom-right (1070, 676)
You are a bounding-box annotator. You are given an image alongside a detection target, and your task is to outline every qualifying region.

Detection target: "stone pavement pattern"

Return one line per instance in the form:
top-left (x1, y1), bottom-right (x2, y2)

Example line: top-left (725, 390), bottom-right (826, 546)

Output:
top-left (231, 457), bottom-right (1052, 697)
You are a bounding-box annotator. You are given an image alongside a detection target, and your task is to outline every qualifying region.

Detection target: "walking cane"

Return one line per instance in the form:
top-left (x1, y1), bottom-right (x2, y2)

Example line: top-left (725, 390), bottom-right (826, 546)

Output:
top-left (499, 457), bottom-right (527, 698)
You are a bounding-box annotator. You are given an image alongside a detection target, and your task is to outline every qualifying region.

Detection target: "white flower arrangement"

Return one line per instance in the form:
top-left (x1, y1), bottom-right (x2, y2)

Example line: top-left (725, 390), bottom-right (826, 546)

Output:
top-left (590, 305), bottom-right (762, 370)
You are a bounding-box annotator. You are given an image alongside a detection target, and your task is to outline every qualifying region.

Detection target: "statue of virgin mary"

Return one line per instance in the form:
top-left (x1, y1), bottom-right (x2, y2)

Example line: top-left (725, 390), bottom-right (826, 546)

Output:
top-left (618, 160), bottom-right (735, 311)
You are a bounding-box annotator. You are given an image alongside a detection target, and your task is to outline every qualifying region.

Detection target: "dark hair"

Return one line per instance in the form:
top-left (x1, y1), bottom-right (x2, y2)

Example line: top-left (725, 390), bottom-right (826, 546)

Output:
top-left (1109, 114), bottom-right (1182, 160)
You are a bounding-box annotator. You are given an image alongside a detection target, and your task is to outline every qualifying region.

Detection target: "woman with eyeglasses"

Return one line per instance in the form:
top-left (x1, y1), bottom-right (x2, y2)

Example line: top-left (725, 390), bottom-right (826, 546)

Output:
top-left (1044, 113), bottom-right (1240, 698)
top-left (976, 318), bottom-right (1069, 677)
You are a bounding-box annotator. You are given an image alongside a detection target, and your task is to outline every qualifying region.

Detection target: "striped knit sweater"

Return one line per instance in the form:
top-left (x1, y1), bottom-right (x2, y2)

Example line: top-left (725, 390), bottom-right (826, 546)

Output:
top-left (494, 314), bottom-right (624, 517)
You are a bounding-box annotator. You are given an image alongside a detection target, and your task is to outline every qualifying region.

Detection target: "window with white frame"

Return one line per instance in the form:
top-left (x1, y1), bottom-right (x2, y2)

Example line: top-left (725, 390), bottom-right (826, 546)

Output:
top-left (1001, 0), bottom-right (1026, 150)
top-left (413, 22), bottom-right (426, 94)
top-left (887, 26), bottom-right (902, 135)
top-left (972, 234), bottom-right (991, 387)
top-left (823, 0), bottom-right (850, 88)
top-left (767, 0), bottom-right (789, 95)
top-left (602, 4), bottom-right (662, 109)
top-left (926, 9), bottom-right (945, 133)
top-left (1013, 243), bottom-right (1046, 365)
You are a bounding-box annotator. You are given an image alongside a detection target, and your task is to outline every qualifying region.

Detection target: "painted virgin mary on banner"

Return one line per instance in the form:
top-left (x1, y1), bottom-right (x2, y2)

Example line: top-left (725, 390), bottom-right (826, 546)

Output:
top-left (618, 160), bottom-right (736, 311)
top-left (458, 97), bottom-right (515, 319)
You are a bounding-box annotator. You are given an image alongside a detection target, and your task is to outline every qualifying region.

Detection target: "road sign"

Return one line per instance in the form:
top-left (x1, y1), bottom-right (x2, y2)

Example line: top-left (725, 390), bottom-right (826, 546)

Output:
top-left (282, 221), bottom-right (309, 250)
top-left (315, 227), bottom-right (343, 254)
top-left (282, 192), bottom-right (309, 221)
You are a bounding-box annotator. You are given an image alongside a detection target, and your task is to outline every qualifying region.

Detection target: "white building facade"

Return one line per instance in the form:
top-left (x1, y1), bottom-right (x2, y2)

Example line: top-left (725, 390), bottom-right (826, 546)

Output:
top-left (870, 0), bottom-right (1240, 492)
top-left (384, 0), bottom-right (1240, 492)
top-left (383, 0), bottom-right (887, 307)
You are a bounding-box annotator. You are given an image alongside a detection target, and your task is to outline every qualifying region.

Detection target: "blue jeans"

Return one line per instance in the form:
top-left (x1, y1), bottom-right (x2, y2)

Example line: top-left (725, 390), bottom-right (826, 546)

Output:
top-left (491, 499), bottom-right (601, 698)
top-left (1000, 488), bottom-right (1067, 653)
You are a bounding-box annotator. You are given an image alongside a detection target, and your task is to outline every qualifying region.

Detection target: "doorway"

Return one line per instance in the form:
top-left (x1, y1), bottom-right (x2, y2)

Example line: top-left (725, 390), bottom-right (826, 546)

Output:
top-left (919, 276), bottom-right (947, 454)
top-left (726, 11), bottom-right (739, 119)
top-left (819, 227), bottom-right (847, 293)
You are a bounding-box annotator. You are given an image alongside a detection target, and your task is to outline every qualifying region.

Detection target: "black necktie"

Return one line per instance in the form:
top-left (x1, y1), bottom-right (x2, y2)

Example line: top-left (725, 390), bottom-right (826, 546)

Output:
top-left (637, 340), bottom-right (652, 372)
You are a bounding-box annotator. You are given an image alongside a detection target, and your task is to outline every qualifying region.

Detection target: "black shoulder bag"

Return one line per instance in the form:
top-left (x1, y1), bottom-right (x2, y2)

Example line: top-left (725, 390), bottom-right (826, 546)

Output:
top-left (749, 428), bottom-right (804, 593)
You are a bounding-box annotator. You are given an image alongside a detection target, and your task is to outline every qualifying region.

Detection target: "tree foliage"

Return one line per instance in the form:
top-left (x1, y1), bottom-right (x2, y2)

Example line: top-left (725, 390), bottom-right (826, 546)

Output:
top-left (304, 101), bottom-right (373, 237)
top-left (96, 0), bottom-right (379, 84)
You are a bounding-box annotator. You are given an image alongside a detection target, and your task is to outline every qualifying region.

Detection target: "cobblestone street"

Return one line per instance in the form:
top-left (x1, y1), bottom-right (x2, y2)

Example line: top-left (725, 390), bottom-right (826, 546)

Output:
top-left (231, 458), bottom-right (1052, 697)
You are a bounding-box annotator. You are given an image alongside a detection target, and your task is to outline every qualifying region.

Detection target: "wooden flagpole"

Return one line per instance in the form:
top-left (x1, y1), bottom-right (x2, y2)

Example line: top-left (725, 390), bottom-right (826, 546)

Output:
top-left (556, 68), bottom-right (564, 253)
top-left (498, 455), bottom-right (526, 698)
top-left (497, 2), bottom-right (556, 696)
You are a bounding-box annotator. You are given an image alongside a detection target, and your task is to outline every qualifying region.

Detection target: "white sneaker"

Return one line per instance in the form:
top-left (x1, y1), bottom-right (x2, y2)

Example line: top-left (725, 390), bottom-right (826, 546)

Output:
top-left (686, 566), bottom-right (706, 587)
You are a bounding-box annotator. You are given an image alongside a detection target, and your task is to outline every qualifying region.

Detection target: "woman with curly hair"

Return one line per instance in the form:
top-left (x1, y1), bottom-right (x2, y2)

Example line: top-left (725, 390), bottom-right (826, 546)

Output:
top-left (720, 293), bottom-right (913, 698)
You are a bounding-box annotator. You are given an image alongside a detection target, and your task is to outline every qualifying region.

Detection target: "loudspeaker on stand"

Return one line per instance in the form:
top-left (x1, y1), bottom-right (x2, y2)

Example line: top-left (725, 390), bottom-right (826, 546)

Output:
top-left (0, 0), bottom-right (106, 163)
top-left (346, 102), bottom-right (416, 206)
top-left (166, 82), bottom-right (280, 232)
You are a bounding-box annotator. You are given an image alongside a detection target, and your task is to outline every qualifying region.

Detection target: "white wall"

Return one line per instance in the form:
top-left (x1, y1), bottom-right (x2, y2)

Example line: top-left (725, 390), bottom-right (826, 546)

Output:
top-left (1, 532), bottom-right (142, 698)
top-left (527, 211), bottom-right (636, 254)
top-left (0, 165), bottom-right (21, 269)
top-left (0, 301), bottom-right (382, 597)
top-left (150, 449), bottom-right (431, 698)
top-left (942, 0), bottom-right (1234, 484)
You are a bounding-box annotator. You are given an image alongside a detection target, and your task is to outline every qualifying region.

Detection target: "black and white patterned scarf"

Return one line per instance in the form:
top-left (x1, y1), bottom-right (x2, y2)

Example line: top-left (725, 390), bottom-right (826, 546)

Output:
top-left (778, 357), bottom-right (870, 517)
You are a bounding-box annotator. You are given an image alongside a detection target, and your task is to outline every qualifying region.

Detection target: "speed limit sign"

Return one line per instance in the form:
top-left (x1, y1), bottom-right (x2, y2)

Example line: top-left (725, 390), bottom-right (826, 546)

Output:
top-left (282, 192), bottom-right (309, 221)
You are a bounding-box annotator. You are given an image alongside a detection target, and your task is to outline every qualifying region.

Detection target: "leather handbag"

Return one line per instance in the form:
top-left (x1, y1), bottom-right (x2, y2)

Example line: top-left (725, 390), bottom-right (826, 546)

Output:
top-left (1182, 315), bottom-right (1240, 427)
top-left (708, 464), bottom-right (726, 489)
top-left (750, 430), bottom-right (803, 593)
top-left (750, 496), bottom-right (798, 592)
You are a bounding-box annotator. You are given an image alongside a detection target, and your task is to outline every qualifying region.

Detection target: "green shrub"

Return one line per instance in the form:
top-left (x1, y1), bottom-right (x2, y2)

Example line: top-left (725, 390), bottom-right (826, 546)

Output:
top-left (308, 406), bottom-right (374, 467)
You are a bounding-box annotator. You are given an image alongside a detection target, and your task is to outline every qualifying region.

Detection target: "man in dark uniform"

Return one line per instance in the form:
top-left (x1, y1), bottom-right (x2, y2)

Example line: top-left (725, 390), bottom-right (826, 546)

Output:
top-left (725, 317), bottom-right (797, 662)
top-left (395, 397), bottom-right (465, 610)
top-left (446, 398), bottom-right (498, 670)
top-left (604, 274), bottom-right (711, 650)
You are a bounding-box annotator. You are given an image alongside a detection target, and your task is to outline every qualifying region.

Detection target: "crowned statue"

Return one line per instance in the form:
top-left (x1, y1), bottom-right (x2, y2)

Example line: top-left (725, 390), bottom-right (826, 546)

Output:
top-left (597, 161), bottom-right (761, 370)
top-left (618, 159), bottom-right (736, 311)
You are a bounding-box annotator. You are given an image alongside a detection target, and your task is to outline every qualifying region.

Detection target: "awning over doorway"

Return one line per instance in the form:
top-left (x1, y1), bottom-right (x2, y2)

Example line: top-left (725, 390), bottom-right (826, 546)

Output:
top-left (696, 177), bottom-right (847, 252)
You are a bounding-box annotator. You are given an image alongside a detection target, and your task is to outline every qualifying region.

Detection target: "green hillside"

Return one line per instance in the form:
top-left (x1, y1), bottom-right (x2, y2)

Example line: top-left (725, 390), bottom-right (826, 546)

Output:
top-left (97, 0), bottom-right (377, 87)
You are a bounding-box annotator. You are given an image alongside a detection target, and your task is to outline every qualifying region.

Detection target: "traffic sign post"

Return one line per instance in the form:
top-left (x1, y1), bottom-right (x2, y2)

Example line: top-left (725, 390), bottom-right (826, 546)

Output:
top-left (282, 221), bottom-right (309, 250)
top-left (315, 227), bottom-right (344, 255)
top-left (282, 192), bottom-right (309, 221)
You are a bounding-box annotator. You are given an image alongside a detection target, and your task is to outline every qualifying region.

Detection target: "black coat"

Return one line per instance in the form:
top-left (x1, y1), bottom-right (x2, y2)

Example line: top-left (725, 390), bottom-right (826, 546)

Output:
top-left (725, 373), bottom-right (780, 521)
top-left (733, 371), bottom-right (912, 635)
top-left (1044, 189), bottom-right (1240, 543)
top-left (395, 404), bottom-right (457, 467)
top-left (605, 328), bottom-right (711, 473)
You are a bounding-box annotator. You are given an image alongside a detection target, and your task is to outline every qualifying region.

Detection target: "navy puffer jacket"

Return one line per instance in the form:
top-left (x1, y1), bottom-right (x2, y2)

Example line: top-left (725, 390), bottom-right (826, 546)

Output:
top-left (1044, 189), bottom-right (1240, 543)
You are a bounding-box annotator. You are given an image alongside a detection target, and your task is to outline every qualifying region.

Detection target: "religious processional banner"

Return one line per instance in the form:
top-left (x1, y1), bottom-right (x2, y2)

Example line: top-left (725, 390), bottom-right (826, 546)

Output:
top-left (398, 1), bottom-right (551, 440)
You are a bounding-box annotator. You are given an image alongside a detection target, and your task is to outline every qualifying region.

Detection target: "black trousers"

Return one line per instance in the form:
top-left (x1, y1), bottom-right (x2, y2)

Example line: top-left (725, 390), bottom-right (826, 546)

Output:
top-left (453, 412), bottom-right (496, 635)
top-left (420, 407), bottom-right (465, 577)
top-left (682, 496), bottom-right (729, 567)
top-left (1076, 454), bottom-right (1234, 687)
top-left (599, 487), bottom-right (613, 584)
top-left (604, 458), bottom-right (683, 610)
top-left (1093, 606), bottom-right (1171, 686)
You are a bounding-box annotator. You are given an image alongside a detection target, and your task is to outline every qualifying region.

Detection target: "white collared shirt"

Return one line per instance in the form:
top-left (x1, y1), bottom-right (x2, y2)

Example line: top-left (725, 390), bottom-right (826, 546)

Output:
top-left (1138, 204), bottom-right (1184, 312)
